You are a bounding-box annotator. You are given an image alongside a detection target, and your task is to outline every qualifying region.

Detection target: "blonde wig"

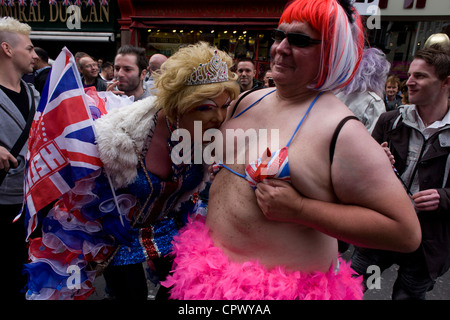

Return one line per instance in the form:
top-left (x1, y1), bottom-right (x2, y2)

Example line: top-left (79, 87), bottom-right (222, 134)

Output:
top-left (153, 41), bottom-right (240, 121)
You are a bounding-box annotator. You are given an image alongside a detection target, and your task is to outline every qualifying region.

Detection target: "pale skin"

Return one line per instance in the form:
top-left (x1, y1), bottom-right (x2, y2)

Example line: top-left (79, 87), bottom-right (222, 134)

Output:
top-left (236, 61), bottom-right (256, 91)
top-left (206, 21), bottom-right (421, 273)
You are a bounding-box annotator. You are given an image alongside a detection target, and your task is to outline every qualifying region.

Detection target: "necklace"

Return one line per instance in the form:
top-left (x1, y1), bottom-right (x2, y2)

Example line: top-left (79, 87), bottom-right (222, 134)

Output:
top-left (132, 140), bottom-right (155, 224)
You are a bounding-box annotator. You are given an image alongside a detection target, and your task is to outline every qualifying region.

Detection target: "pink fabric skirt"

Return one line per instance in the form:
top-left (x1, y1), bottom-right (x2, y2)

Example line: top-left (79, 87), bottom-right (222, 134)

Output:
top-left (162, 219), bottom-right (363, 300)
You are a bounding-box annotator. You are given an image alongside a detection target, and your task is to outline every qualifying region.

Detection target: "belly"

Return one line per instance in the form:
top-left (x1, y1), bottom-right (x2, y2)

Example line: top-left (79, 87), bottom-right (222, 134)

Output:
top-left (206, 167), bottom-right (338, 273)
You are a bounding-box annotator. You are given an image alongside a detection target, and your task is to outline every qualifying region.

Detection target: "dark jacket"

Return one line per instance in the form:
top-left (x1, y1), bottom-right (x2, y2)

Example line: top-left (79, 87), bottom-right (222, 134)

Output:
top-left (34, 66), bottom-right (51, 94)
top-left (82, 76), bottom-right (107, 92)
top-left (372, 105), bottom-right (450, 278)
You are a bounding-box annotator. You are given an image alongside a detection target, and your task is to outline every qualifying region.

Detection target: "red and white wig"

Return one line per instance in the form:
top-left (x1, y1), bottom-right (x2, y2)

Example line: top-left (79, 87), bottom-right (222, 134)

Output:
top-left (280, 0), bottom-right (365, 91)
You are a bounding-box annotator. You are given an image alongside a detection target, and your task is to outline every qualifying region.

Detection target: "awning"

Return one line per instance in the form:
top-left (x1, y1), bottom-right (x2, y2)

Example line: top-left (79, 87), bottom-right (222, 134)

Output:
top-left (30, 31), bottom-right (115, 42)
top-left (130, 18), bottom-right (279, 30)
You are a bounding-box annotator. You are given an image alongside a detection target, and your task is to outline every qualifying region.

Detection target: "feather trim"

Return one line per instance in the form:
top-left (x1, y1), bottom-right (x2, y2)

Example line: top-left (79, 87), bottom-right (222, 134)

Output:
top-left (94, 96), bottom-right (159, 188)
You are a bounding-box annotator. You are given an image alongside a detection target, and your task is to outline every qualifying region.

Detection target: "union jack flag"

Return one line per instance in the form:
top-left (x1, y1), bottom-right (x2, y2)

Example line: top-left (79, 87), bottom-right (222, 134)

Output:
top-left (100, 0), bottom-right (108, 5)
top-left (86, 0), bottom-right (95, 6)
top-left (48, 0), bottom-right (57, 5)
top-left (30, 0), bottom-right (38, 6)
top-left (62, 0), bottom-right (71, 6)
top-left (19, 47), bottom-right (102, 240)
top-left (74, 0), bottom-right (82, 5)
top-left (18, 0), bottom-right (27, 6)
top-left (245, 147), bottom-right (290, 188)
top-left (7, 0), bottom-right (14, 6)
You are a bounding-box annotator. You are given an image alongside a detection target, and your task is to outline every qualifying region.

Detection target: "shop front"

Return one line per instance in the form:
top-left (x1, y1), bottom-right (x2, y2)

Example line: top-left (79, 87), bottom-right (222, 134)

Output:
top-left (117, 0), bottom-right (287, 80)
top-left (359, 0), bottom-right (450, 79)
top-left (0, 0), bottom-right (120, 62)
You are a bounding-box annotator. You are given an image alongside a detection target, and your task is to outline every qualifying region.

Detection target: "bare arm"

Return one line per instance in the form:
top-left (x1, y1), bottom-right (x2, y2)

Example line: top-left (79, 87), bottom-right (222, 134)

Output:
top-left (256, 121), bottom-right (421, 253)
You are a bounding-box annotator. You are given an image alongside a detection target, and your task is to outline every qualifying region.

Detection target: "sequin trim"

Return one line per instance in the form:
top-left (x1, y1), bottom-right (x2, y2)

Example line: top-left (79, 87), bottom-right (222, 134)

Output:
top-left (140, 226), bottom-right (160, 259)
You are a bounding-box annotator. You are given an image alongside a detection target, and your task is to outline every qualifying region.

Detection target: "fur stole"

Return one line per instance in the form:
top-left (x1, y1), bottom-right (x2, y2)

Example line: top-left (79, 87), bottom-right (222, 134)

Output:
top-left (94, 96), bottom-right (159, 189)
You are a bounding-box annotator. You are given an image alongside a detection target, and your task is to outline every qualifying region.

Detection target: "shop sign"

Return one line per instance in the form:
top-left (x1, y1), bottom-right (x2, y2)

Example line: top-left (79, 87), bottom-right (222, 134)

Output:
top-left (0, 0), bottom-right (114, 31)
top-left (142, 4), bottom-right (284, 19)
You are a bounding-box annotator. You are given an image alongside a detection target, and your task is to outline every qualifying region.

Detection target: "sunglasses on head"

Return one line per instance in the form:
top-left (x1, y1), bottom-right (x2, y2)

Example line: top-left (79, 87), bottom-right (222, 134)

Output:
top-left (271, 29), bottom-right (321, 48)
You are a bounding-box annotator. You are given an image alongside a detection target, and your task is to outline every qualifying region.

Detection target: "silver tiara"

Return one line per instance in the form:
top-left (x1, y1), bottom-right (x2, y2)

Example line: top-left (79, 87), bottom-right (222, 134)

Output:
top-left (186, 50), bottom-right (229, 86)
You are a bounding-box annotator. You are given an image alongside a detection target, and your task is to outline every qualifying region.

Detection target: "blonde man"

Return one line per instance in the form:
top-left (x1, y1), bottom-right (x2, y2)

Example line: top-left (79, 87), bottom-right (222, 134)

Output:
top-left (0, 17), bottom-right (39, 300)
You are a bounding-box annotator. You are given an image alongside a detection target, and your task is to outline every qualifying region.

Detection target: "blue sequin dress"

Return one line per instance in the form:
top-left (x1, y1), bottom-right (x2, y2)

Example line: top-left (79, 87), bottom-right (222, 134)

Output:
top-left (109, 113), bottom-right (204, 266)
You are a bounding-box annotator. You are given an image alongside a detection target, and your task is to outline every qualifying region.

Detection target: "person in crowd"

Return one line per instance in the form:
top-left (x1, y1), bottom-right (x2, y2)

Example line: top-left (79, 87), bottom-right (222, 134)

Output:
top-left (424, 33), bottom-right (450, 52)
top-left (94, 41), bottom-right (240, 300)
top-left (32, 47), bottom-right (51, 94)
top-left (400, 79), bottom-right (409, 105)
top-left (236, 57), bottom-right (262, 92)
top-left (78, 54), bottom-right (107, 91)
top-left (109, 45), bottom-right (152, 101)
top-left (99, 61), bottom-right (114, 82)
top-left (352, 46), bottom-right (450, 300)
top-left (263, 69), bottom-right (274, 88)
top-left (97, 58), bottom-right (103, 71)
top-left (162, 0), bottom-right (421, 300)
top-left (0, 17), bottom-right (39, 300)
top-left (146, 53), bottom-right (168, 93)
top-left (334, 47), bottom-right (390, 133)
top-left (384, 75), bottom-right (402, 111)
top-left (74, 51), bottom-right (89, 73)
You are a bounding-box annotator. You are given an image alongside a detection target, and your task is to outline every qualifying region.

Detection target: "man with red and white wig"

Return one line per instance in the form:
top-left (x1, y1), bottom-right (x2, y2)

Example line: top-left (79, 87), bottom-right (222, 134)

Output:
top-left (162, 0), bottom-right (421, 300)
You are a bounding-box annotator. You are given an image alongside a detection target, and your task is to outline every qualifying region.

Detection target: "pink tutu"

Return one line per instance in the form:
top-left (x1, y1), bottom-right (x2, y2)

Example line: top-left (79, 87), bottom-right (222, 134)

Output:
top-left (162, 219), bottom-right (363, 300)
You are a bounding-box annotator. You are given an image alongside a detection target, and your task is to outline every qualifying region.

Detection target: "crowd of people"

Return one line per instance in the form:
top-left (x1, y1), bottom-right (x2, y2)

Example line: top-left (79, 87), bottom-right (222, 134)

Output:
top-left (1, 0), bottom-right (450, 301)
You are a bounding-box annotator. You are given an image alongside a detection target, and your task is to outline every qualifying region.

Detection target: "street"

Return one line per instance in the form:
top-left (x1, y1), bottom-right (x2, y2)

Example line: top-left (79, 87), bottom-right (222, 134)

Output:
top-left (87, 246), bottom-right (450, 300)
top-left (342, 246), bottom-right (450, 300)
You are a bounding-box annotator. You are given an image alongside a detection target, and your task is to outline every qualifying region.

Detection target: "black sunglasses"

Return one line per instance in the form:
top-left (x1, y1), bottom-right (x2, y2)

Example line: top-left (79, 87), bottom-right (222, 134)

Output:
top-left (271, 29), bottom-right (321, 48)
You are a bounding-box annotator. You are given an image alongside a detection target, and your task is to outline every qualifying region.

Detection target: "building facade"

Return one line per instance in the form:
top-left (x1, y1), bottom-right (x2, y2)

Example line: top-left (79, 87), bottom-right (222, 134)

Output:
top-left (0, 0), bottom-right (119, 62)
top-left (1, 0), bottom-right (449, 80)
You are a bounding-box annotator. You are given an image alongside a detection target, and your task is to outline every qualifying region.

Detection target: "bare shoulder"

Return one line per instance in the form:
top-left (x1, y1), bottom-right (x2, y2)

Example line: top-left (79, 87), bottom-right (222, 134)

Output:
top-left (313, 92), bottom-right (356, 126)
top-left (226, 87), bottom-right (275, 119)
top-left (331, 116), bottom-right (398, 204)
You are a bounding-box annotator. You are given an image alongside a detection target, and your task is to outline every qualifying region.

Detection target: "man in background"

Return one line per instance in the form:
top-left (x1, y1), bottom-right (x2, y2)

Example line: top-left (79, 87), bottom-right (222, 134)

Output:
top-left (352, 46), bottom-right (450, 300)
top-left (99, 61), bottom-right (114, 82)
top-left (110, 45), bottom-right (151, 101)
top-left (236, 58), bottom-right (262, 92)
top-left (78, 54), bottom-right (107, 91)
top-left (33, 46), bottom-right (51, 94)
top-left (145, 53), bottom-right (167, 93)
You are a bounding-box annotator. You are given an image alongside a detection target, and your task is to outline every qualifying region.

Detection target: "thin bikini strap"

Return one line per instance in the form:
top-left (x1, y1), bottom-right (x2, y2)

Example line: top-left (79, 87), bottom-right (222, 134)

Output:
top-left (217, 162), bottom-right (246, 179)
top-left (233, 89), bottom-right (277, 119)
top-left (286, 91), bottom-right (324, 148)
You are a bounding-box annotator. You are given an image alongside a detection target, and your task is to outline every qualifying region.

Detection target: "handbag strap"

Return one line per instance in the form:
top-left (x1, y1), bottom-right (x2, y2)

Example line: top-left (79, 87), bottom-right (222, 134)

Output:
top-left (0, 84), bottom-right (36, 185)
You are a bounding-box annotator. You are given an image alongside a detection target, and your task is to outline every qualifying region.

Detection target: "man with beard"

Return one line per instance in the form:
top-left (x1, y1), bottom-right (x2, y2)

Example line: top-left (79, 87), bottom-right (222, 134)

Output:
top-left (110, 45), bottom-right (151, 101)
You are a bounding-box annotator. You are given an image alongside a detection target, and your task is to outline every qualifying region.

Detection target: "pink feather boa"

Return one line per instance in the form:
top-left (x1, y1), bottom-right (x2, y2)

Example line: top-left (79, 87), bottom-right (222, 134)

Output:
top-left (162, 218), bottom-right (363, 300)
